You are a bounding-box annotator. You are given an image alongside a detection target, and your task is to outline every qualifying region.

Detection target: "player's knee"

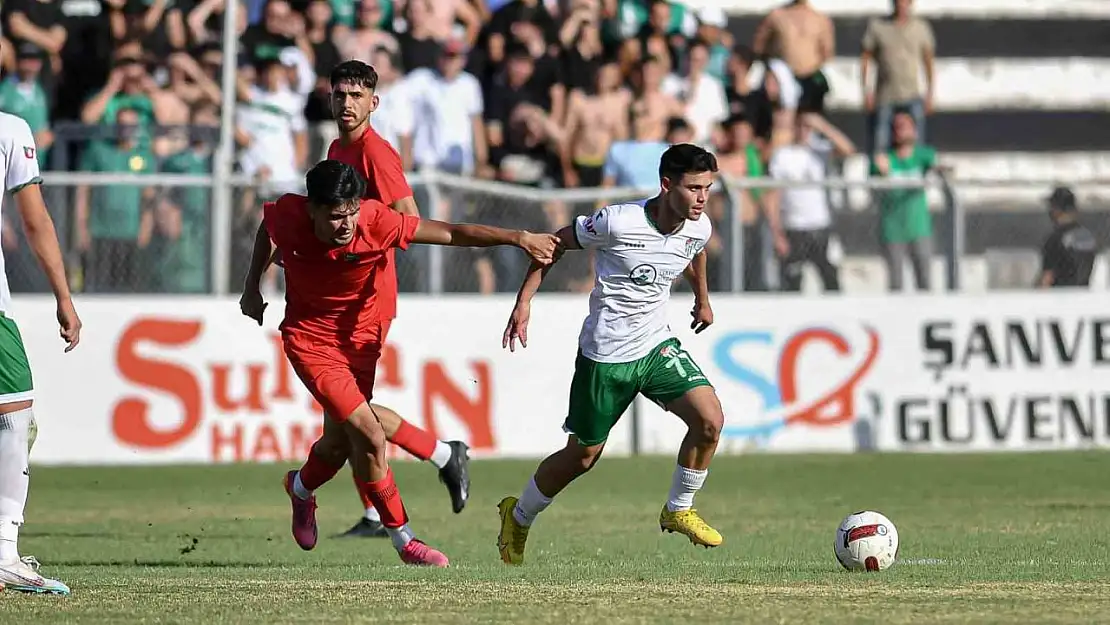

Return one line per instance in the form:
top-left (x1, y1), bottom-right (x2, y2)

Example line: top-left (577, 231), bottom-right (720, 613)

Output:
top-left (694, 401), bottom-right (724, 445)
top-left (569, 442), bottom-right (604, 475)
top-left (312, 437), bottom-right (349, 466)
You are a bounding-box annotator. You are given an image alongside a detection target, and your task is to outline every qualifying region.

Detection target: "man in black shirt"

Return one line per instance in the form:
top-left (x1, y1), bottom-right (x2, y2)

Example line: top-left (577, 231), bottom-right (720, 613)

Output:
top-left (1038, 186), bottom-right (1097, 288)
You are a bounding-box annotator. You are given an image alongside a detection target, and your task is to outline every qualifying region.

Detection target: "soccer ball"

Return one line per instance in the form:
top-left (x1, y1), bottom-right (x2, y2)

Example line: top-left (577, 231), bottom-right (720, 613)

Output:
top-left (834, 510), bottom-right (899, 572)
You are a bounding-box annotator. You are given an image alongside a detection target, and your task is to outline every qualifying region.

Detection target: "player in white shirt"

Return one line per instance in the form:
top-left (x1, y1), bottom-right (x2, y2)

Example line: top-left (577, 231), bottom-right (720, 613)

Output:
top-left (0, 111), bottom-right (81, 594)
top-left (496, 144), bottom-right (725, 565)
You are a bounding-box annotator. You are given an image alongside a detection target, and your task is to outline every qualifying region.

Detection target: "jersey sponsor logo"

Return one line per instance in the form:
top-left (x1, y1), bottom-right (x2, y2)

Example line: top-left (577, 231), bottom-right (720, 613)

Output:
top-left (629, 263), bottom-right (657, 286)
top-left (22, 147), bottom-right (34, 160)
top-left (343, 252), bottom-right (360, 262)
top-left (711, 324), bottom-right (880, 444)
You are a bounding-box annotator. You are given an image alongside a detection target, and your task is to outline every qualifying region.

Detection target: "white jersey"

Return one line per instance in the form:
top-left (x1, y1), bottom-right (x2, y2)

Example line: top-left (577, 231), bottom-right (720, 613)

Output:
top-left (0, 113), bottom-right (42, 315)
top-left (236, 86), bottom-right (307, 194)
top-left (573, 201), bottom-right (712, 363)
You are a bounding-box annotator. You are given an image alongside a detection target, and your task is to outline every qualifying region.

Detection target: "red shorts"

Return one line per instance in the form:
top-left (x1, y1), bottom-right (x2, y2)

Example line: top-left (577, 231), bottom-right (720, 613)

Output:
top-left (284, 321), bottom-right (390, 422)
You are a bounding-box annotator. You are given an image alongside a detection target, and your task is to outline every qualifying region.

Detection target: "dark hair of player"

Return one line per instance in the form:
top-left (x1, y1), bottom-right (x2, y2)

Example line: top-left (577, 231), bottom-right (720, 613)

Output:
top-left (306, 160), bottom-right (366, 210)
top-left (659, 144), bottom-right (719, 182)
top-left (329, 60), bottom-right (379, 91)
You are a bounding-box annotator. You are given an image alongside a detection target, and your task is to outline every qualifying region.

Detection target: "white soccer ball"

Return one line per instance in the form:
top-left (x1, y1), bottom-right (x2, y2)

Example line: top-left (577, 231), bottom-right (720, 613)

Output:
top-left (834, 510), bottom-right (899, 572)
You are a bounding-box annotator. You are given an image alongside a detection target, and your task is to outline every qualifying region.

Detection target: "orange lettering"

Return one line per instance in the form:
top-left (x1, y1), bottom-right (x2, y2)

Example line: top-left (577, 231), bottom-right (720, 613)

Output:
top-left (377, 343), bottom-right (402, 387)
top-left (210, 422), bottom-right (244, 462)
top-left (112, 319), bottom-right (203, 449)
top-left (269, 332), bottom-right (295, 402)
top-left (251, 424), bottom-right (283, 462)
top-left (210, 363), bottom-right (268, 412)
top-left (288, 422), bottom-right (323, 459)
top-left (422, 362), bottom-right (494, 450)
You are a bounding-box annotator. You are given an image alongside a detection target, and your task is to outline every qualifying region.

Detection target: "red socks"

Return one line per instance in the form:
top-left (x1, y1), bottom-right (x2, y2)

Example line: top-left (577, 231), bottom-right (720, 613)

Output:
top-left (359, 469), bottom-right (408, 528)
top-left (391, 420), bottom-right (437, 461)
top-left (298, 444), bottom-right (344, 491)
top-left (353, 471), bottom-right (375, 510)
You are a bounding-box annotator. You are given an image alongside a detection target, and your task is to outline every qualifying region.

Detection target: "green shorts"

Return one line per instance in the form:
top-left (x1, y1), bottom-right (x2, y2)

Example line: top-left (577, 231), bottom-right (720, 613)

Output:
top-left (564, 338), bottom-right (712, 446)
top-left (0, 313), bottom-right (33, 404)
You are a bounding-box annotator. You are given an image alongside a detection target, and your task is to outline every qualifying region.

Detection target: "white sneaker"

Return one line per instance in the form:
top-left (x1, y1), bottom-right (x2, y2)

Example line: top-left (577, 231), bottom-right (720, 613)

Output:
top-left (0, 556), bottom-right (70, 595)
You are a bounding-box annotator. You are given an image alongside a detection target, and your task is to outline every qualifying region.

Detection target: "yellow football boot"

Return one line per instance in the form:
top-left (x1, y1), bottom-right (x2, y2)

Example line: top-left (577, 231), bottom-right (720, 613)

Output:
top-left (659, 506), bottom-right (723, 548)
top-left (497, 497), bottom-right (530, 565)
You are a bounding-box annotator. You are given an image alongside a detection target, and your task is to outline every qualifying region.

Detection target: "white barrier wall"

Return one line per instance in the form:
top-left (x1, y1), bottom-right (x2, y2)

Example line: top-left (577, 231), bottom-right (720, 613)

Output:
top-left (16, 292), bottom-right (1110, 465)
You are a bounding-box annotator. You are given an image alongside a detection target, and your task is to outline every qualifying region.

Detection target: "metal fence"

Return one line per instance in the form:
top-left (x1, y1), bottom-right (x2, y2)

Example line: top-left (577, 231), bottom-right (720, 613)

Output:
top-left (9, 170), bottom-right (1110, 297)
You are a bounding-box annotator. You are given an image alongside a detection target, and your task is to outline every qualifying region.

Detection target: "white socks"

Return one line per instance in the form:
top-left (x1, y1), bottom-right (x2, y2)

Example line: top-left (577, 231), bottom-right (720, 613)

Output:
top-left (665, 464), bottom-right (708, 512)
top-left (429, 441), bottom-right (453, 470)
top-left (0, 408), bottom-right (32, 563)
top-left (363, 506), bottom-right (382, 522)
top-left (291, 472), bottom-right (312, 500)
top-left (512, 476), bottom-right (552, 527)
top-left (387, 524), bottom-right (414, 551)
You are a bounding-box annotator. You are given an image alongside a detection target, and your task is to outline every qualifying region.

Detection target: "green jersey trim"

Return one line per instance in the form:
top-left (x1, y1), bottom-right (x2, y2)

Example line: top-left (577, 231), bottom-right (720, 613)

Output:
top-left (9, 176), bottom-right (43, 194)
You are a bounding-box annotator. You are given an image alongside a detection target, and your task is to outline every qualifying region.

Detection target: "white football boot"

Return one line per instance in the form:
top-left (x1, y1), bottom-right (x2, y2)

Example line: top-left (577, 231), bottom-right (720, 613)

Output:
top-left (0, 556), bottom-right (70, 595)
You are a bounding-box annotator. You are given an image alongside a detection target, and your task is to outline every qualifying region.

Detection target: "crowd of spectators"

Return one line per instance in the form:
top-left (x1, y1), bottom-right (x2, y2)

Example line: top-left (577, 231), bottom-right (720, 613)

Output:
top-left (0, 0), bottom-right (943, 294)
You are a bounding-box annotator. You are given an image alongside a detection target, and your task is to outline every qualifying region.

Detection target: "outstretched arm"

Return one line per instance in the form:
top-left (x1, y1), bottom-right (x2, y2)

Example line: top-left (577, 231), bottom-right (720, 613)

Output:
top-left (683, 250), bottom-right (713, 334)
top-left (412, 219), bottom-right (559, 265)
top-left (503, 226), bottom-right (579, 351)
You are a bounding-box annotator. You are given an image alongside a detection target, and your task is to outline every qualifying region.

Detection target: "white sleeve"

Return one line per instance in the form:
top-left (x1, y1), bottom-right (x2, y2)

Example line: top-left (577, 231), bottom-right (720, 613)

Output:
top-left (393, 83), bottom-right (416, 136)
top-left (5, 118), bottom-right (41, 193)
top-left (574, 205), bottom-right (613, 249)
top-left (281, 47), bottom-right (315, 97)
top-left (466, 74), bottom-right (484, 117)
top-left (768, 151), bottom-right (786, 179)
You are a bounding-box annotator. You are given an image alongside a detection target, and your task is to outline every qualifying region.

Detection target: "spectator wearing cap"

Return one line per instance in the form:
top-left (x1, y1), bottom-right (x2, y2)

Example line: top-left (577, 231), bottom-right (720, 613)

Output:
top-left (694, 6), bottom-right (731, 83)
top-left (405, 39), bottom-right (488, 177)
top-left (861, 0), bottom-right (935, 155)
top-left (871, 111), bottom-right (937, 292)
top-left (1038, 187), bottom-right (1097, 289)
top-left (0, 43), bottom-right (52, 169)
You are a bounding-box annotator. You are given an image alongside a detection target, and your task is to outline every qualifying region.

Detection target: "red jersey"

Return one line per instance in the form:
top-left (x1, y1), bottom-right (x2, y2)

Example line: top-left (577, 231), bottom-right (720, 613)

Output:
top-left (263, 194), bottom-right (419, 346)
top-left (327, 127), bottom-right (413, 322)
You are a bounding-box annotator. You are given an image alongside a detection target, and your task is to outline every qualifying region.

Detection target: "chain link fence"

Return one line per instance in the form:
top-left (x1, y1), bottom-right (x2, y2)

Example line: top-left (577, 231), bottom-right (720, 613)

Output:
top-left (13, 168), bottom-right (1110, 296)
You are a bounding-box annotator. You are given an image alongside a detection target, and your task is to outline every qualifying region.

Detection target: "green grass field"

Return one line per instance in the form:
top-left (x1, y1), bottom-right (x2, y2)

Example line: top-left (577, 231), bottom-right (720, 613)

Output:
top-left (3, 452), bottom-right (1110, 624)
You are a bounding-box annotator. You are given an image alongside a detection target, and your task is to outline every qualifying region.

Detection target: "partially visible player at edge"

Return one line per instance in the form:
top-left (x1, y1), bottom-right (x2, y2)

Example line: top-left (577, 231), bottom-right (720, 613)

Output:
top-left (241, 160), bottom-right (558, 566)
top-left (0, 110), bottom-right (81, 592)
top-left (497, 144), bottom-right (725, 565)
top-left (325, 60), bottom-right (472, 537)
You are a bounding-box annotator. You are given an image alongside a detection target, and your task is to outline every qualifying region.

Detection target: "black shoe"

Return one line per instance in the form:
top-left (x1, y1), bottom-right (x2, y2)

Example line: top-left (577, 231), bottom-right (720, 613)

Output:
top-left (337, 517), bottom-right (388, 538)
top-left (438, 441), bottom-right (470, 514)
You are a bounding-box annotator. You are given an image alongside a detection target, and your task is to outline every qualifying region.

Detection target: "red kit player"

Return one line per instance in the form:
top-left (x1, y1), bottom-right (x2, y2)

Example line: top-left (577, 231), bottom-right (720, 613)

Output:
top-left (325, 59), bottom-right (468, 537)
top-left (240, 160), bottom-right (557, 566)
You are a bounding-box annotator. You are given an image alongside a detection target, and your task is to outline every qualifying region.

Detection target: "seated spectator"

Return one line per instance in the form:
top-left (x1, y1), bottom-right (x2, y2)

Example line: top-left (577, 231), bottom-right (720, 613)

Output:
top-left (753, 0), bottom-right (833, 114)
top-left (340, 0), bottom-right (400, 64)
top-left (661, 38), bottom-right (726, 146)
top-left (406, 39), bottom-right (487, 176)
top-left (765, 113), bottom-right (855, 293)
top-left (151, 104), bottom-right (219, 294)
top-left (0, 44), bottom-right (52, 169)
top-left (871, 111), bottom-right (937, 292)
top-left (561, 61), bottom-right (630, 188)
top-left (861, 0), bottom-right (936, 155)
top-left (74, 107), bottom-right (156, 293)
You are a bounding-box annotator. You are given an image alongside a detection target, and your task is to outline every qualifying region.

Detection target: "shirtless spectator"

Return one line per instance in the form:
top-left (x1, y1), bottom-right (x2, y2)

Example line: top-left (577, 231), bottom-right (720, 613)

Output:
top-left (561, 62), bottom-right (630, 188)
top-left (628, 56), bottom-right (685, 153)
top-left (340, 0), bottom-right (400, 64)
top-left (753, 0), bottom-right (834, 114)
top-left (397, 0), bottom-right (447, 72)
top-left (662, 38), bottom-right (727, 146)
top-left (423, 0), bottom-right (484, 47)
top-left (861, 0), bottom-right (936, 154)
top-left (166, 52), bottom-right (222, 110)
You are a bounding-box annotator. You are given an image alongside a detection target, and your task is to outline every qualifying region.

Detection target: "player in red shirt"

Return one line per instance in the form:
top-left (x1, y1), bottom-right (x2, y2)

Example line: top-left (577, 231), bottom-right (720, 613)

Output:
top-left (240, 160), bottom-right (557, 566)
top-left (325, 60), bottom-right (470, 537)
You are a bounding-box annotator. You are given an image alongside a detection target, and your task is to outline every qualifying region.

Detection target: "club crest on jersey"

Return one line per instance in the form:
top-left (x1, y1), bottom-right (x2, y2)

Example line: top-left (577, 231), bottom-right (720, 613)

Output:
top-left (629, 263), bottom-right (657, 286)
top-left (684, 238), bottom-right (703, 257)
top-left (23, 147), bottom-right (34, 160)
top-left (343, 252), bottom-right (359, 262)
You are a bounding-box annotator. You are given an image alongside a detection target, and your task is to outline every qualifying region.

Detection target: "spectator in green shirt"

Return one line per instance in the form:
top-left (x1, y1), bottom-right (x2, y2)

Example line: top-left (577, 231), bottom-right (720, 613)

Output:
top-left (74, 107), bottom-right (156, 293)
top-left (0, 44), bottom-right (52, 170)
top-left (151, 105), bottom-right (217, 293)
top-left (871, 111), bottom-right (936, 292)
